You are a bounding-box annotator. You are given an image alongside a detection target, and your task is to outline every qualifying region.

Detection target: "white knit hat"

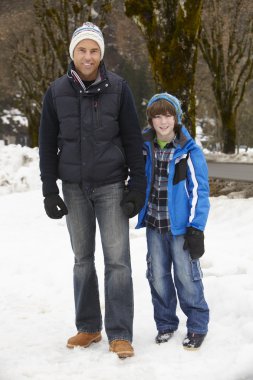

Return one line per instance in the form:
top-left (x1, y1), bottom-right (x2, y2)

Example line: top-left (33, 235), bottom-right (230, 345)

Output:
top-left (69, 22), bottom-right (104, 60)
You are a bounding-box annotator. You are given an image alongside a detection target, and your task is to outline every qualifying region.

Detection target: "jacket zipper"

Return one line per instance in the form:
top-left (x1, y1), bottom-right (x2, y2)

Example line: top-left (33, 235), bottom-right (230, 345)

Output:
top-left (94, 99), bottom-right (101, 128)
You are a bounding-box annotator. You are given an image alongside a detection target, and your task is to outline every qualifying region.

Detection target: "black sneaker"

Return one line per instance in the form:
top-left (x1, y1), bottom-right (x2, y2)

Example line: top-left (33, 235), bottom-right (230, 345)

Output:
top-left (155, 330), bottom-right (174, 344)
top-left (182, 332), bottom-right (206, 350)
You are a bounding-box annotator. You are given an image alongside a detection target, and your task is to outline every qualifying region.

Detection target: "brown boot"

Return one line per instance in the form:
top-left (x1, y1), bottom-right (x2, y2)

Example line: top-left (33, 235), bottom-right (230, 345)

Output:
top-left (109, 340), bottom-right (134, 358)
top-left (67, 332), bottom-right (102, 348)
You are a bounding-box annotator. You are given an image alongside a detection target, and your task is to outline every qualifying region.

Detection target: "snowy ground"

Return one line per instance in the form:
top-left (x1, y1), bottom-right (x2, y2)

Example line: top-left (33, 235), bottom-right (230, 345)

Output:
top-left (204, 149), bottom-right (253, 163)
top-left (0, 144), bottom-right (253, 380)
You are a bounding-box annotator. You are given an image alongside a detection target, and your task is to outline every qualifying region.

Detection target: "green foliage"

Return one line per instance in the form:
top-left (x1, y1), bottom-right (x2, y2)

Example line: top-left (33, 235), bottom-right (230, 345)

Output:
top-left (125, 0), bottom-right (203, 136)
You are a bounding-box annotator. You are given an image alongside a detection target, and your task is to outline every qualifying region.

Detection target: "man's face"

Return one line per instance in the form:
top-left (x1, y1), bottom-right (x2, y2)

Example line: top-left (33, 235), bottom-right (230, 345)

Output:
top-left (73, 39), bottom-right (101, 81)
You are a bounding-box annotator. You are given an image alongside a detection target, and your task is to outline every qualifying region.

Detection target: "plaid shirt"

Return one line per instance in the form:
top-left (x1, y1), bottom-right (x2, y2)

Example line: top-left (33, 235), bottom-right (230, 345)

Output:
top-left (145, 139), bottom-right (176, 233)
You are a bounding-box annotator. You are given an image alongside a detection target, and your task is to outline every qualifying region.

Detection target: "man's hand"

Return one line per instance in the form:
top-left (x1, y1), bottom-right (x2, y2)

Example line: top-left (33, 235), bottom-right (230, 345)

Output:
top-left (183, 227), bottom-right (205, 260)
top-left (44, 194), bottom-right (68, 219)
top-left (120, 190), bottom-right (146, 218)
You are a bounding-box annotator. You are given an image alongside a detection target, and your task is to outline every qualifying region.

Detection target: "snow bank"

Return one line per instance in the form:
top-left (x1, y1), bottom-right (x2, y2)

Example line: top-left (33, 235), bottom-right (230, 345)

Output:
top-left (0, 143), bottom-right (253, 197)
top-left (0, 143), bottom-right (41, 195)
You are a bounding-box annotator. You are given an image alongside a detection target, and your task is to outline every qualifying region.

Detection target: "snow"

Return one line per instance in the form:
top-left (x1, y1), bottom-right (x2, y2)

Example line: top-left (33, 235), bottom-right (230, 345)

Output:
top-left (0, 144), bottom-right (40, 195)
top-left (204, 149), bottom-right (253, 163)
top-left (1, 108), bottom-right (28, 127)
top-left (0, 144), bottom-right (253, 380)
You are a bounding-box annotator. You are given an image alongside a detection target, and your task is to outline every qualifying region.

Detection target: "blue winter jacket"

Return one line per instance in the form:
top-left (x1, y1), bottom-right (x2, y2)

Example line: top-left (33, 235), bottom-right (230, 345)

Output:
top-left (136, 126), bottom-right (210, 235)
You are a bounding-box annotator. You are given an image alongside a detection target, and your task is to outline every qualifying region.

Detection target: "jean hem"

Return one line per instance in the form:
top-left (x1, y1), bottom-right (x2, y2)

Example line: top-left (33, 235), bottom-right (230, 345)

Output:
top-left (77, 329), bottom-right (102, 334)
top-left (158, 328), bottom-right (177, 334)
top-left (187, 330), bottom-right (208, 335)
top-left (157, 326), bottom-right (178, 333)
top-left (109, 337), bottom-right (132, 343)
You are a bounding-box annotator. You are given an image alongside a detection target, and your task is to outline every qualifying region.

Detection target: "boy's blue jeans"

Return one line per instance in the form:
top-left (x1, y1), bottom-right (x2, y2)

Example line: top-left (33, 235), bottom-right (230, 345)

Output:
top-left (146, 227), bottom-right (209, 335)
top-left (62, 181), bottom-right (133, 342)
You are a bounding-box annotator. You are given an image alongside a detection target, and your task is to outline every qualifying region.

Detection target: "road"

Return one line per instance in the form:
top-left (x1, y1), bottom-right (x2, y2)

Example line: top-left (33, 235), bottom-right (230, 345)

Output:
top-left (207, 161), bottom-right (253, 182)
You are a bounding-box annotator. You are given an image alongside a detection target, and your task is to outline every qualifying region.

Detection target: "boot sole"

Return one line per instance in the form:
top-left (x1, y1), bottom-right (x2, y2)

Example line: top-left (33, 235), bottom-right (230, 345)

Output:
top-left (109, 347), bottom-right (134, 359)
top-left (183, 344), bottom-right (202, 351)
top-left (118, 352), bottom-right (134, 359)
top-left (67, 335), bottom-right (102, 349)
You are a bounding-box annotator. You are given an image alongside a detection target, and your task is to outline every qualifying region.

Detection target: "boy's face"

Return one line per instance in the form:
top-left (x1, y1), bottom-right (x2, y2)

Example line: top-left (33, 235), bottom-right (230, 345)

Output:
top-left (152, 112), bottom-right (176, 141)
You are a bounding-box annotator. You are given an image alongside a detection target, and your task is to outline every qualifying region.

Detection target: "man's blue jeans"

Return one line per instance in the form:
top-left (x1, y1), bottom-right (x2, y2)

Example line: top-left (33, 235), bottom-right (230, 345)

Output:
top-left (62, 181), bottom-right (133, 342)
top-left (146, 227), bottom-right (209, 334)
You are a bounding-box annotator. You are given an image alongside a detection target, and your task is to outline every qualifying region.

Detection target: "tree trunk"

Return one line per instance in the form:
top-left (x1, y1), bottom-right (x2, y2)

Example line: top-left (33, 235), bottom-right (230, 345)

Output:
top-left (199, 0), bottom-right (253, 154)
top-left (221, 112), bottom-right (236, 154)
top-left (27, 109), bottom-right (40, 148)
top-left (125, 0), bottom-right (203, 136)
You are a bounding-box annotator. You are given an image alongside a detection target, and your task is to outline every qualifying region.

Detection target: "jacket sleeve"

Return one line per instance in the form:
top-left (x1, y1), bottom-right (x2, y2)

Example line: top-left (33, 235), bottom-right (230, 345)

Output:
top-left (118, 81), bottom-right (146, 193)
top-left (186, 145), bottom-right (210, 231)
top-left (39, 86), bottom-right (60, 197)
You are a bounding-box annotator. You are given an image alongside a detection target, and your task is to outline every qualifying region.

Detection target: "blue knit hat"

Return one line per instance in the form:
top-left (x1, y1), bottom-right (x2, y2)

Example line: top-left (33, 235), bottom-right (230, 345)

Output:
top-left (147, 92), bottom-right (183, 123)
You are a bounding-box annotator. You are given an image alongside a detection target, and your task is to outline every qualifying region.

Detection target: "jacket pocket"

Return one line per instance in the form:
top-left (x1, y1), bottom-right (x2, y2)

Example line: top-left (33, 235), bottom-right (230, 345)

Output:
top-left (173, 154), bottom-right (189, 185)
top-left (111, 142), bottom-right (126, 164)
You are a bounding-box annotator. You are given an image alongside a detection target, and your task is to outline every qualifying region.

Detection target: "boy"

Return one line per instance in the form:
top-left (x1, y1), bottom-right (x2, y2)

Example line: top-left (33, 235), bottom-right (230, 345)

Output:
top-left (136, 93), bottom-right (210, 350)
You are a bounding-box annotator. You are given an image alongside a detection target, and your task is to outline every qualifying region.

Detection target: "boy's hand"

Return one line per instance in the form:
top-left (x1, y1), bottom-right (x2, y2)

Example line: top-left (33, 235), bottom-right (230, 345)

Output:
top-left (44, 194), bottom-right (68, 219)
top-left (183, 227), bottom-right (205, 260)
top-left (120, 190), bottom-right (146, 218)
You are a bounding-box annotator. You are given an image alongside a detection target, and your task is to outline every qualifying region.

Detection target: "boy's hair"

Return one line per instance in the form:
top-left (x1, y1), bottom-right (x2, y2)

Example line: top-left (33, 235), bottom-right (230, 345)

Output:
top-left (147, 99), bottom-right (181, 136)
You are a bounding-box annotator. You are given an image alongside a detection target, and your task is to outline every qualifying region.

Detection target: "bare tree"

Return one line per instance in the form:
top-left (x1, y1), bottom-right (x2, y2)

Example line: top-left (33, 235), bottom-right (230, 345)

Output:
top-left (199, 0), bottom-right (253, 153)
top-left (124, 0), bottom-right (203, 136)
top-left (13, 0), bottom-right (111, 147)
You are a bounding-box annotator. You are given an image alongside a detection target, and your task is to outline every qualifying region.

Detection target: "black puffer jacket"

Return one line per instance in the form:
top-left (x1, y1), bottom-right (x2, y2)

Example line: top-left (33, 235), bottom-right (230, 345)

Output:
top-left (39, 61), bottom-right (146, 196)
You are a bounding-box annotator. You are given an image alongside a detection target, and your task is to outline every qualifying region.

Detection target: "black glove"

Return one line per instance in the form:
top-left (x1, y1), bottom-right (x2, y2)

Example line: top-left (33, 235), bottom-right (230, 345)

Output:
top-left (183, 227), bottom-right (205, 260)
top-left (44, 194), bottom-right (68, 219)
top-left (120, 190), bottom-right (146, 218)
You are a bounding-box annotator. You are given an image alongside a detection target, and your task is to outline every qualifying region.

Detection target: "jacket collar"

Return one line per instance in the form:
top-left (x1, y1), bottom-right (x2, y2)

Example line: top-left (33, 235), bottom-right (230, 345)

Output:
top-left (142, 125), bottom-right (191, 149)
top-left (67, 60), bottom-right (110, 94)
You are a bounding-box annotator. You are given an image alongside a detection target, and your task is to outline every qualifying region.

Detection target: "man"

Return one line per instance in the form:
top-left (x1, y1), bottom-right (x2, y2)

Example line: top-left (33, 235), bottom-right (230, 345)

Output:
top-left (39, 22), bottom-right (146, 359)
